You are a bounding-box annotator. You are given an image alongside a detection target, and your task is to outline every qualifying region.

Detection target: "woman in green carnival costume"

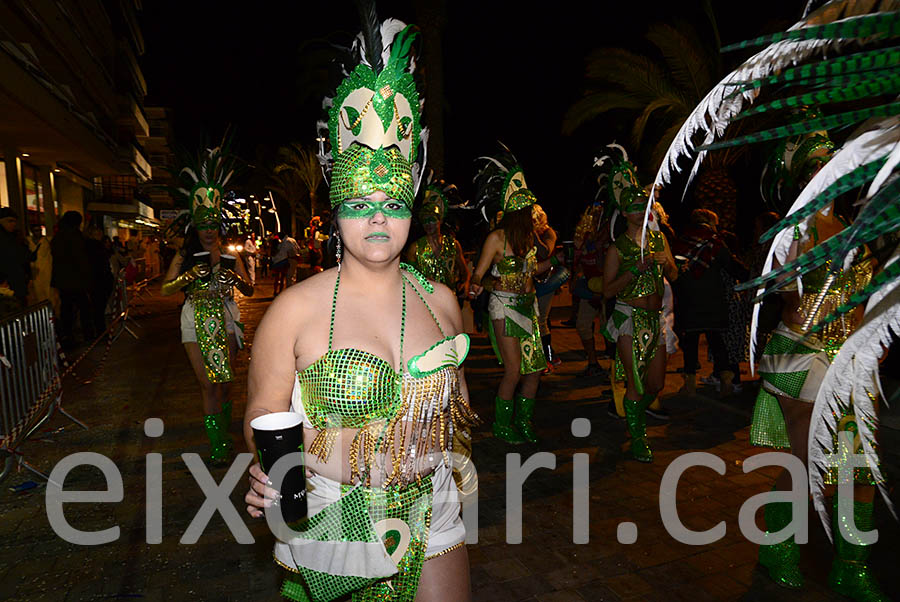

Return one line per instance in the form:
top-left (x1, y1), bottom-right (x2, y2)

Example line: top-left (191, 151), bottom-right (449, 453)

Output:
top-left (161, 146), bottom-right (254, 464)
top-left (599, 146), bottom-right (677, 463)
top-left (406, 180), bottom-right (470, 298)
top-left (469, 147), bottom-right (561, 444)
top-left (244, 15), bottom-right (478, 602)
top-left (648, 4), bottom-right (899, 598)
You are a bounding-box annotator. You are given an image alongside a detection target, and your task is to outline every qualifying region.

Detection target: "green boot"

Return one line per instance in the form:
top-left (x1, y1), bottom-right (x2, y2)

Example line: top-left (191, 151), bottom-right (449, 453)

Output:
top-left (204, 413), bottom-right (230, 464)
top-left (828, 499), bottom-right (888, 601)
top-left (623, 397), bottom-right (652, 462)
top-left (492, 396), bottom-right (525, 444)
top-left (759, 500), bottom-right (804, 589)
top-left (513, 395), bottom-right (539, 443)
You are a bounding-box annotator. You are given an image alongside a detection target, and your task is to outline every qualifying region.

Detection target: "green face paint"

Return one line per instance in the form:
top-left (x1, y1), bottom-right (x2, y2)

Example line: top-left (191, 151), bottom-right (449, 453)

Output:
top-left (338, 199), bottom-right (412, 220)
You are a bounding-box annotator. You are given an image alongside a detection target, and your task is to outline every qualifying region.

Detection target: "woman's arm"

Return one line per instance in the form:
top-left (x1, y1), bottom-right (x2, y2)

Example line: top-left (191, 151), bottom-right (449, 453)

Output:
top-left (469, 231), bottom-right (500, 296)
top-left (602, 244), bottom-right (634, 299)
top-left (243, 294), bottom-right (301, 457)
top-left (160, 252), bottom-right (205, 296)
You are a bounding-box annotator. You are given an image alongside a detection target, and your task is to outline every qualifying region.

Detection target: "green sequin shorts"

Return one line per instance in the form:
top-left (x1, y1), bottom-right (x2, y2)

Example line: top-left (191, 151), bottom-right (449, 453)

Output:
top-left (487, 291), bottom-right (548, 374)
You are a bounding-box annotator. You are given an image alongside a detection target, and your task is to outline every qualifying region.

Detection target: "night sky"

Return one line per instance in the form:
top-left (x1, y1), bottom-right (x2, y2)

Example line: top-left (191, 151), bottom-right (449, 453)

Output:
top-left (140, 0), bottom-right (805, 231)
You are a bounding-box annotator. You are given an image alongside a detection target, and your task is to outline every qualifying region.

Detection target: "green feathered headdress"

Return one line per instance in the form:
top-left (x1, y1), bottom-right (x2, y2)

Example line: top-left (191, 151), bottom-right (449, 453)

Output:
top-left (318, 8), bottom-right (425, 209)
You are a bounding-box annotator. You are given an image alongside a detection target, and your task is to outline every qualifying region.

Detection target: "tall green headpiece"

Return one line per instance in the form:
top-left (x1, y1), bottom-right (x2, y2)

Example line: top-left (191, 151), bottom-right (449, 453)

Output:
top-left (175, 145), bottom-right (236, 232)
top-left (320, 17), bottom-right (425, 209)
top-left (473, 143), bottom-right (537, 223)
top-left (598, 144), bottom-right (646, 214)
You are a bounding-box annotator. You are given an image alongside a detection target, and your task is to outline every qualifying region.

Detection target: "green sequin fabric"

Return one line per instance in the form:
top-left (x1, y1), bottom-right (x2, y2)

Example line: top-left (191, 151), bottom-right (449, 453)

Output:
top-left (614, 232), bottom-right (665, 301)
top-left (185, 271), bottom-right (233, 383)
top-left (603, 303), bottom-right (661, 396)
top-left (409, 234), bottom-right (459, 288)
top-left (486, 291), bottom-right (548, 375)
top-left (350, 477), bottom-right (433, 601)
top-left (330, 146), bottom-right (415, 208)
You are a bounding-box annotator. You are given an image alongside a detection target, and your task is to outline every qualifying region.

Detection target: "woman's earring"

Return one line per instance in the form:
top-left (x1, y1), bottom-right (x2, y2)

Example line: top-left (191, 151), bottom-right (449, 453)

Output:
top-left (335, 233), bottom-right (342, 272)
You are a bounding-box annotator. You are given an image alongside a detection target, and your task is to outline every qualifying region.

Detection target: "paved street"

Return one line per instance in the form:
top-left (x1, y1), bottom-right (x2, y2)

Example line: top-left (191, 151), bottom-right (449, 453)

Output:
top-left (1, 277), bottom-right (898, 601)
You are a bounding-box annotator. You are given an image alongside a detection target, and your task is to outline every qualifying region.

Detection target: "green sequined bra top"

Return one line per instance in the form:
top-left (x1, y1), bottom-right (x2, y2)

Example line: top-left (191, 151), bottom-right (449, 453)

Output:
top-left (298, 265), bottom-right (478, 485)
top-left (615, 231), bottom-right (665, 301)
top-left (491, 236), bottom-right (537, 293)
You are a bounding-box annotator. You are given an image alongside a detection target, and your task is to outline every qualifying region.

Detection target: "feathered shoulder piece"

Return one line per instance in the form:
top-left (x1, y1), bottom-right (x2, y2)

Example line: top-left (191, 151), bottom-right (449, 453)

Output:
top-left (473, 142), bottom-right (536, 223)
top-left (317, 3), bottom-right (426, 210)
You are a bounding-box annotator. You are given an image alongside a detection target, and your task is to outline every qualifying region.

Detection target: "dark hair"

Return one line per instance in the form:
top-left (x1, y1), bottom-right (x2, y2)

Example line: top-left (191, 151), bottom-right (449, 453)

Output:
top-left (60, 211), bottom-right (83, 228)
top-left (498, 207), bottom-right (534, 257)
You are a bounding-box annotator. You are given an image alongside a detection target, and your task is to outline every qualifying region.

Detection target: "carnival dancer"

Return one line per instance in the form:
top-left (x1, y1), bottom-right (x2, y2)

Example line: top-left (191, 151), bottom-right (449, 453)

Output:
top-left (406, 180), bottom-right (470, 297)
top-left (746, 132), bottom-right (880, 594)
top-left (469, 146), bottom-right (560, 444)
top-left (599, 147), bottom-right (677, 462)
top-left (647, 4), bottom-right (899, 597)
top-left (160, 145), bottom-right (254, 464)
top-left (245, 14), bottom-right (478, 601)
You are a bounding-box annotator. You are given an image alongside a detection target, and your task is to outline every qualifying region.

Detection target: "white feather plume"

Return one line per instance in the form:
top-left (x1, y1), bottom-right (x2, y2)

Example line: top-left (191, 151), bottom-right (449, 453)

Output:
top-left (808, 248), bottom-right (900, 539)
top-left (748, 118), bottom-right (900, 369)
top-left (650, 29), bottom-right (838, 193)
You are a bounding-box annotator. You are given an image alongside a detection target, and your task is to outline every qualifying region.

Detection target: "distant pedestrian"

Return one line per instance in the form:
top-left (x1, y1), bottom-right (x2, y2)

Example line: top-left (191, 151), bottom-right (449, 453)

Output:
top-left (0, 208), bottom-right (32, 311)
top-left (51, 211), bottom-right (95, 347)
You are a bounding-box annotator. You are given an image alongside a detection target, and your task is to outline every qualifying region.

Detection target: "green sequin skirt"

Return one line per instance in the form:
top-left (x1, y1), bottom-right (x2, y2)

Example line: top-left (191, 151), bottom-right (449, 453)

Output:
top-left (276, 474), bottom-right (434, 601)
top-left (486, 291), bottom-right (548, 374)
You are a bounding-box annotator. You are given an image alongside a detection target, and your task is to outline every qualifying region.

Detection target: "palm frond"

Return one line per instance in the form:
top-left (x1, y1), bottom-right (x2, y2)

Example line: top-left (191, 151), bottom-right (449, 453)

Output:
top-left (630, 98), bottom-right (686, 151)
top-left (646, 21), bottom-right (716, 102)
top-left (562, 90), bottom-right (649, 134)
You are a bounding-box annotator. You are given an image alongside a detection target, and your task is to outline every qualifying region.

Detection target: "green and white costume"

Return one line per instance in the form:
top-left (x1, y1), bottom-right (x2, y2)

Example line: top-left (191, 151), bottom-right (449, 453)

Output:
top-left (648, 4), bottom-right (899, 597)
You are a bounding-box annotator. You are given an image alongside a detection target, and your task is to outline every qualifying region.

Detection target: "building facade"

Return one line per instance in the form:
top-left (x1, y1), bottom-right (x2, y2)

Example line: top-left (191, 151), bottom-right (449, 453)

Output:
top-left (0, 0), bottom-right (157, 237)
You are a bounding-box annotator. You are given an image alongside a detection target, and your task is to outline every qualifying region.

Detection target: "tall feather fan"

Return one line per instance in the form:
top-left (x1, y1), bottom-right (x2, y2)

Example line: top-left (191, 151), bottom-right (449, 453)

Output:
top-left (646, 0), bottom-right (900, 534)
top-left (808, 249), bottom-right (900, 540)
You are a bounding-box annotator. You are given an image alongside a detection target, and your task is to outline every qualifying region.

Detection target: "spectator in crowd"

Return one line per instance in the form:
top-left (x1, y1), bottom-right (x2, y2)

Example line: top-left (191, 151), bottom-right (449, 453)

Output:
top-left (572, 205), bottom-right (611, 377)
top-left (0, 208), bottom-right (33, 311)
top-left (242, 235), bottom-right (257, 285)
top-left (671, 209), bottom-right (747, 396)
top-left (270, 232), bottom-right (300, 294)
top-left (51, 211), bottom-right (95, 348)
top-left (27, 224), bottom-right (58, 314)
top-left (85, 225), bottom-right (114, 336)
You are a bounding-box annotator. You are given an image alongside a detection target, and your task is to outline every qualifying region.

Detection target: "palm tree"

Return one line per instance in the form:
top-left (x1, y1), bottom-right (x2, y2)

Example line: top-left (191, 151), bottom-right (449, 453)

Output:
top-left (268, 142), bottom-right (324, 236)
top-left (563, 3), bottom-right (743, 228)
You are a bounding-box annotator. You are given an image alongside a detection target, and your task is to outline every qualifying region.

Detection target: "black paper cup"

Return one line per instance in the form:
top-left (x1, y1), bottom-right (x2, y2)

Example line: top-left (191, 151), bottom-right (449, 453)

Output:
top-left (250, 412), bottom-right (307, 523)
top-left (193, 251), bottom-right (212, 281)
top-left (220, 254), bottom-right (236, 271)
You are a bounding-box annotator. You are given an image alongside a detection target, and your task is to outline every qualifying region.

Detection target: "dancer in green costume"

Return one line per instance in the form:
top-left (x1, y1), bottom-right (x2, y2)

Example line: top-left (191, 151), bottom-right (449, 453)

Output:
top-left (647, 4), bottom-right (898, 598)
top-left (244, 12), bottom-right (478, 602)
top-left (161, 145), bottom-right (254, 464)
top-left (597, 145), bottom-right (677, 463)
top-left (469, 145), bottom-right (560, 444)
top-left (406, 180), bottom-right (470, 297)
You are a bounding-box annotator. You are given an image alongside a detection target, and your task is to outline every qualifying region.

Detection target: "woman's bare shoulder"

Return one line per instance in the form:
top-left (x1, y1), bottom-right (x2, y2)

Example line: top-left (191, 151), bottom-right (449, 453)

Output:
top-left (429, 281), bottom-right (464, 334)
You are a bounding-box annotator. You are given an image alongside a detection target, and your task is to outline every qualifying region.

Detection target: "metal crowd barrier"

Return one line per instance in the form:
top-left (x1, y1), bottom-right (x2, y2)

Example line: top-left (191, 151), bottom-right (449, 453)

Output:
top-left (0, 302), bottom-right (87, 484)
